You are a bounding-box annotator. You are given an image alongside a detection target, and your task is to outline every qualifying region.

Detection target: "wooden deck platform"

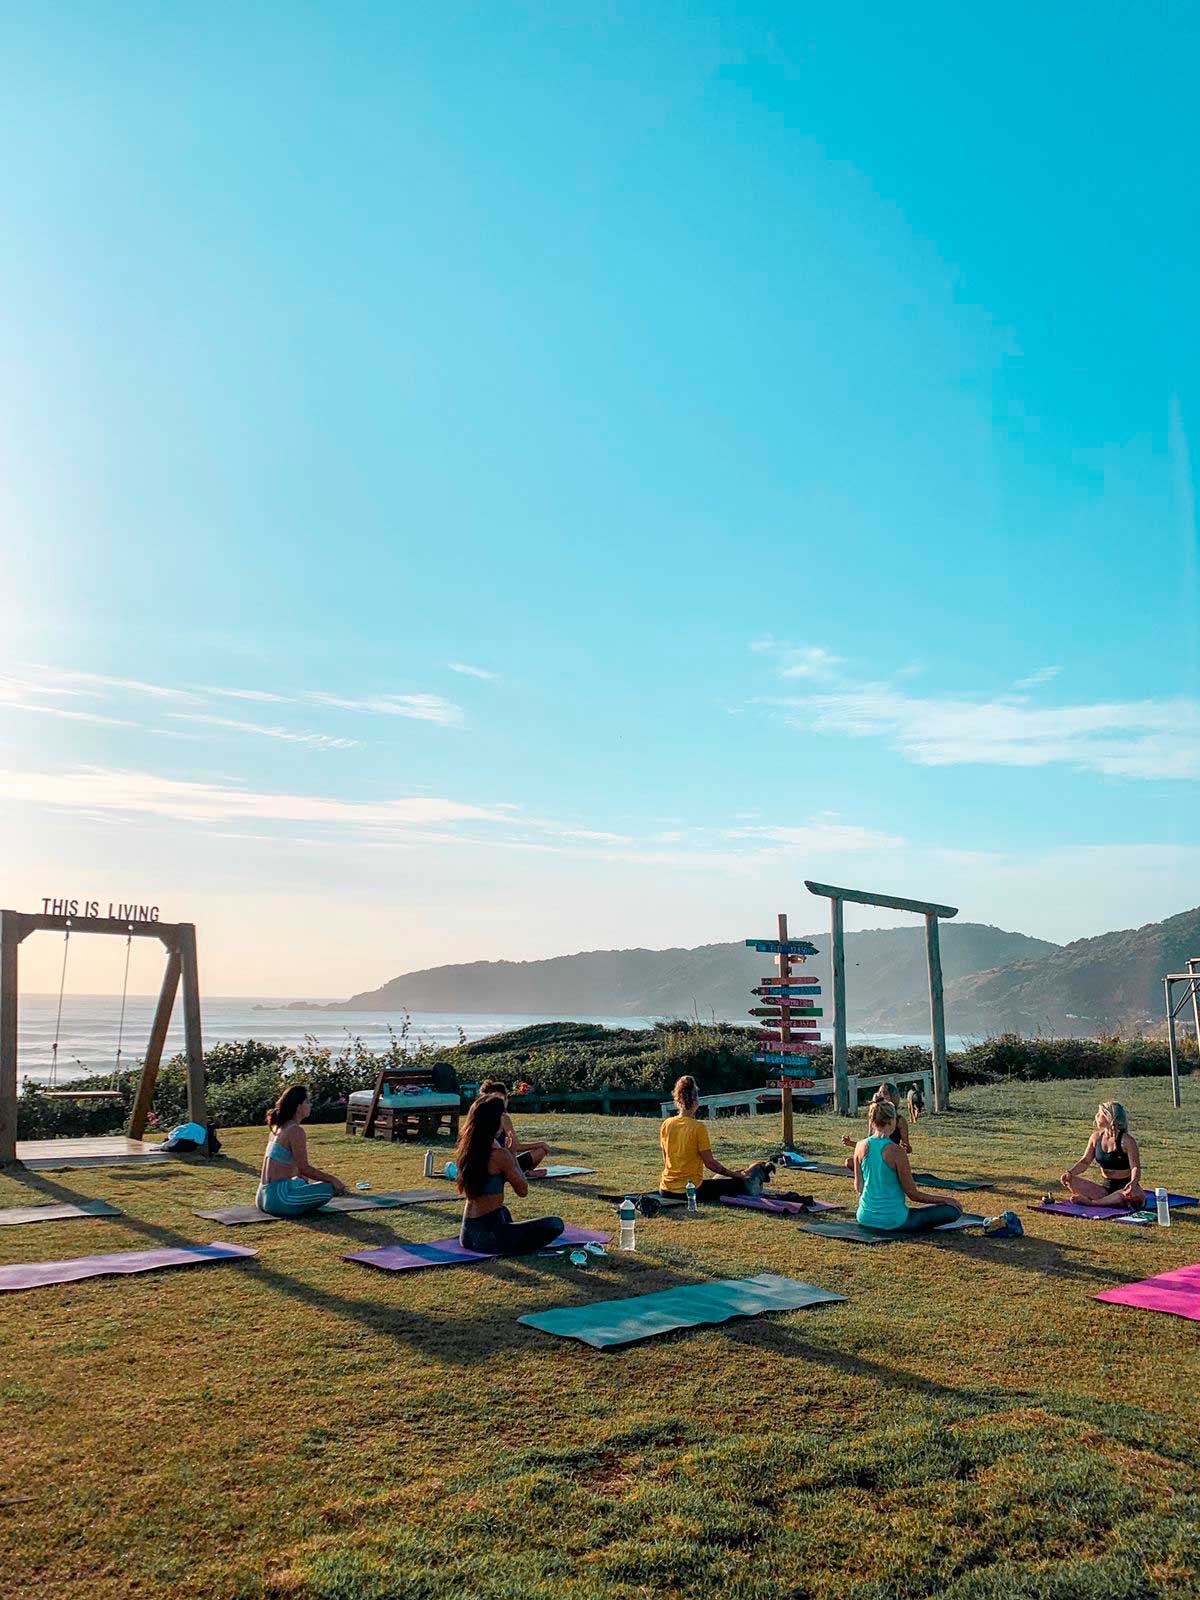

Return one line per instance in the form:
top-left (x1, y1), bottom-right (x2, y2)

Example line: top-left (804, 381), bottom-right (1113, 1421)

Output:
top-left (14, 1136), bottom-right (171, 1170)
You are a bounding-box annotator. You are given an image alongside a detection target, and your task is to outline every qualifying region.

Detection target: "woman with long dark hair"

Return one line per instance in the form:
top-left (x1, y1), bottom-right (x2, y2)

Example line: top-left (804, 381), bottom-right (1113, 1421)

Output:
top-left (456, 1094), bottom-right (564, 1255)
top-left (477, 1077), bottom-right (549, 1173)
top-left (256, 1083), bottom-right (350, 1218)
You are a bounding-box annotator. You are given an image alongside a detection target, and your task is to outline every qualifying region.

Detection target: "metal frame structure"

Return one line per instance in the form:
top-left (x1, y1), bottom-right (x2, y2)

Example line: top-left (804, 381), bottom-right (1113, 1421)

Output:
top-left (1163, 956), bottom-right (1200, 1111)
top-left (804, 879), bottom-right (959, 1116)
top-left (0, 909), bottom-right (207, 1165)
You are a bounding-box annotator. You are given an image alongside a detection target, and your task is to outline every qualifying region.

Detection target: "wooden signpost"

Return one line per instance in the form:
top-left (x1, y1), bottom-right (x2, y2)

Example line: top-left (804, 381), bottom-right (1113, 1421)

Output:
top-left (746, 913), bottom-right (822, 1149)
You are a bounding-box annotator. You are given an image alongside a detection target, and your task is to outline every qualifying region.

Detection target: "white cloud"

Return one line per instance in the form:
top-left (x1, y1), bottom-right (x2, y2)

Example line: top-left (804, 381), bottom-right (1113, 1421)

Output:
top-left (29, 667), bottom-right (198, 701)
top-left (0, 680), bottom-right (137, 727)
top-left (768, 684), bottom-right (1200, 780)
top-left (1013, 666), bottom-right (1061, 690)
top-left (752, 638), bottom-right (843, 681)
top-left (200, 687), bottom-right (295, 704)
top-left (0, 766), bottom-right (514, 827)
top-left (309, 692), bottom-right (465, 727)
top-left (727, 821), bottom-right (905, 852)
top-left (448, 662), bottom-right (497, 681)
top-left (167, 714), bottom-right (358, 750)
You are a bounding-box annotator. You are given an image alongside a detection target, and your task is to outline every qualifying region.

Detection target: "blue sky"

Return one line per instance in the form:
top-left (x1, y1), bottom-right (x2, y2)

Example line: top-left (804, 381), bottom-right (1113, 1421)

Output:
top-left (1, 2), bottom-right (1197, 994)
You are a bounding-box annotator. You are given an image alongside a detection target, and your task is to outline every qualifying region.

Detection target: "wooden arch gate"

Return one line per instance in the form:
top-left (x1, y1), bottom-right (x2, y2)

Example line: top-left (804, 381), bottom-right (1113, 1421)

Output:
top-left (804, 880), bottom-right (958, 1116)
top-left (0, 909), bottom-right (208, 1165)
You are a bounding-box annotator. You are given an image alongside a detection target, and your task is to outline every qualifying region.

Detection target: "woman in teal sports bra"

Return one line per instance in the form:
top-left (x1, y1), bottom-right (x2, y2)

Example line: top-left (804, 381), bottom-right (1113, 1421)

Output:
top-left (853, 1099), bottom-right (962, 1233)
top-left (257, 1084), bottom-right (350, 1217)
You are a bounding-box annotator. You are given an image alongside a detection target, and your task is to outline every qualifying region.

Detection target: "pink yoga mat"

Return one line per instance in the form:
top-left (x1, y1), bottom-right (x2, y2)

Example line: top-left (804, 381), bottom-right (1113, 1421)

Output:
top-left (721, 1196), bottom-right (842, 1216)
top-left (1095, 1262), bottom-right (1200, 1321)
top-left (1031, 1194), bottom-right (1197, 1221)
top-left (345, 1226), bottom-right (611, 1273)
top-left (0, 1242), bottom-right (257, 1294)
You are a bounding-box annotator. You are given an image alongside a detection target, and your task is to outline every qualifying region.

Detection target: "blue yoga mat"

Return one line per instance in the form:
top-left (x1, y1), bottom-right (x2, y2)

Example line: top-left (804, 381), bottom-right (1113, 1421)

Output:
top-left (518, 1273), bottom-right (846, 1348)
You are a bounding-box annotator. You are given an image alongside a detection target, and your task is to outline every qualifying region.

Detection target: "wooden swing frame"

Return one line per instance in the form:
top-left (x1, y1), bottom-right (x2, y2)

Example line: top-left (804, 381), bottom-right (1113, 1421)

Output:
top-left (0, 909), bottom-right (208, 1166)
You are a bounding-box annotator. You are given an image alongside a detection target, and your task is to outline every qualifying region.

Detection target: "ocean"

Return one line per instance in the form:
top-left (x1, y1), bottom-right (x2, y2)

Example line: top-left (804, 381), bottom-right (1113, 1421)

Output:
top-left (14, 994), bottom-right (967, 1085)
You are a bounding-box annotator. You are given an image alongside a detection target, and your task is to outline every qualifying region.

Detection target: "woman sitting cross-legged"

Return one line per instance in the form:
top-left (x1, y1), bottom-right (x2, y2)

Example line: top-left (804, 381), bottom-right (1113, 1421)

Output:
top-left (853, 1099), bottom-right (963, 1233)
top-left (477, 1077), bottom-right (549, 1174)
top-left (257, 1083), bottom-right (350, 1217)
top-left (659, 1075), bottom-right (766, 1203)
top-left (457, 1094), bottom-right (565, 1256)
top-left (1057, 1101), bottom-right (1145, 1209)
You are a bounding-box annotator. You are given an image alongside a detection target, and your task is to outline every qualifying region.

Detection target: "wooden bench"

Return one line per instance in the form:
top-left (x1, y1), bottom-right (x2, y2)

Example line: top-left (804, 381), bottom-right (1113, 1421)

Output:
top-left (345, 1066), bottom-right (461, 1143)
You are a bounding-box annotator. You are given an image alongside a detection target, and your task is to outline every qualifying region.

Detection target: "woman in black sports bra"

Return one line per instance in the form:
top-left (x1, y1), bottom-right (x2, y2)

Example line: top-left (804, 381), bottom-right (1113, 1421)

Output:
top-left (1059, 1101), bottom-right (1144, 1208)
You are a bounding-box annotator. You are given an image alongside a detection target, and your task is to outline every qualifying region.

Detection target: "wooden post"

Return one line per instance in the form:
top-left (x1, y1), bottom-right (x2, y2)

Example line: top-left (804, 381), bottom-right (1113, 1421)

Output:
top-left (830, 897), bottom-right (849, 1115)
top-left (1166, 978), bottom-right (1182, 1110)
top-left (925, 913), bottom-right (948, 1113)
top-left (128, 946), bottom-right (182, 1139)
top-left (177, 924), bottom-right (208, 1127)
top-left (0, 913), bottom-right (18, 1165)
top-left (1189, 959), bottom-right (1200, 1075)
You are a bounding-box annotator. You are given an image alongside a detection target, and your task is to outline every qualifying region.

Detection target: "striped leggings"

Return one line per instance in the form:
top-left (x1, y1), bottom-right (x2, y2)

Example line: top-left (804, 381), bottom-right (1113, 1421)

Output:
top-left (256, 1178), bottom-right (336, 1218)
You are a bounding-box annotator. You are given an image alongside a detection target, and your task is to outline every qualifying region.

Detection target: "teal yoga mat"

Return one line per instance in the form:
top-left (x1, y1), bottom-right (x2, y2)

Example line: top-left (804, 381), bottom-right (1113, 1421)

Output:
top-left (799, 1214), bottom-right (986, 1244)
top-left (518, 1273), bottom-right (846, 1348)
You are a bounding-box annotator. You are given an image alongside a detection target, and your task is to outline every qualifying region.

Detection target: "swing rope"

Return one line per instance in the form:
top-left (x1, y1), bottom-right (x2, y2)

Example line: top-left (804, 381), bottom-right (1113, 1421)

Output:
top-left (49, 925), bottom-right (71, 1090)
top-left (113, 927), bottom-right (133, 1085)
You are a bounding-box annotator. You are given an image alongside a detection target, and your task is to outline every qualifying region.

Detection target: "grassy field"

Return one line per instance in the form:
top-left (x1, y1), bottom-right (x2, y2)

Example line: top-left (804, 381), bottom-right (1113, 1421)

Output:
top-left (2, 1077), bottom-right (1199, 1600)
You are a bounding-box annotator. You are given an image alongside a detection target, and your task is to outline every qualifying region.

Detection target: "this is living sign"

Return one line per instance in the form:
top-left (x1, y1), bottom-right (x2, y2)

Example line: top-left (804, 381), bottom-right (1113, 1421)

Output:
top-left (40, 897), bottom-right (161, 922)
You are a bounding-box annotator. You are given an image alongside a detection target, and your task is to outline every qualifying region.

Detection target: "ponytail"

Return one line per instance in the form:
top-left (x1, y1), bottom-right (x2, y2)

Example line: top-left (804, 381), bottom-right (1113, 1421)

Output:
top-left (672, 1075), bottom-right (699, 1114)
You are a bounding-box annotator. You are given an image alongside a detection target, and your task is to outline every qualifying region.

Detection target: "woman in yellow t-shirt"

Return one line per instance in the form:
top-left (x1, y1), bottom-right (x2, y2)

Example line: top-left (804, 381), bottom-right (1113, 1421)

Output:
top-left (659, 1075), bottom-right (759, 1202)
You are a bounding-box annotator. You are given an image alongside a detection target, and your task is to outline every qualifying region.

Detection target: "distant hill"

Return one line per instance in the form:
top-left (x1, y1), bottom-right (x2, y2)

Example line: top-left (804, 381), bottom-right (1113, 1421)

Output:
top-left (910, 906), bottom-right (1200, 1037)
top-left (336, 922), bottom-right (1058, 1027)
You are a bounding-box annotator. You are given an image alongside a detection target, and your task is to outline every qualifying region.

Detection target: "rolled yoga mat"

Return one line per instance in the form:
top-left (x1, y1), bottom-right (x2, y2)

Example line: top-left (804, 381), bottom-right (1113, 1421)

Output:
top-left (798, 1214), bottom-right (987, 1245)
top-left (194, 1189), bottom-right (455, 1225)
top-left (0, 1242), bottom-right (257, 1294)
top-left (1030, 1194), bottom-right (1197, 1221)
top-left (1095, 1262), bottom-right (1200, 1322)
top-left (721, 1196), bottom-right (842, 1216)
top-left (345, 1226), bottom-right (611, 1273)
top-left (518, 1273), bottom-right (847, 1348)
top-left (0, 1200), bottom-right (122, 1227)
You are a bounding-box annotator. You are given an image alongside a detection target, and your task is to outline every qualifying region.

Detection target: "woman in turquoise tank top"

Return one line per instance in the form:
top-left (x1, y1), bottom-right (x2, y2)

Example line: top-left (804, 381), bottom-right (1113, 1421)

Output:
top-left (853, 1100), bottom-right (962, 1233)
top-left (257, 1083), bottom-right (350, 1217)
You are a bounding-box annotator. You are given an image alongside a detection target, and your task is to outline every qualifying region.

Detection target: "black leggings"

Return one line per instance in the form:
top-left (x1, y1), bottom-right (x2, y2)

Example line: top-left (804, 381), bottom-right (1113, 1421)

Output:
top-left (660, 1177), bottom-right (749, 1205)
top-left (460, 1205), bottom-right (564, 1256)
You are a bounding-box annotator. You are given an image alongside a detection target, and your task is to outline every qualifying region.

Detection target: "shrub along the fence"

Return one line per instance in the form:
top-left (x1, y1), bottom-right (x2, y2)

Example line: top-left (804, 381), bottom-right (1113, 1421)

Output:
top-left (15, 1020), bottom-right (1196, 1139)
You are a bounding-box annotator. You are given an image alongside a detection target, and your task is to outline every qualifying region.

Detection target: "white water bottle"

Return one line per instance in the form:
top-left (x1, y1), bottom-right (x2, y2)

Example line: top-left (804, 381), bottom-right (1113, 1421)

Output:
top-left (1156, 1186), bottom-right (1170, 1227)
top-left (423, 1150), bottom-right (434, 1178)
top-left (686, 1180), bottom-right (698, 1214)
top-left (619, 1197), bottom-right (637, 1252)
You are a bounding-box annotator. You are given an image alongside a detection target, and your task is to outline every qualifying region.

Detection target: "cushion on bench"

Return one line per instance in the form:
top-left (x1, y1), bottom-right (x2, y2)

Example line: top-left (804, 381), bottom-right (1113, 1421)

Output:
top-left (347, 1089), bottom-right (460, 1111)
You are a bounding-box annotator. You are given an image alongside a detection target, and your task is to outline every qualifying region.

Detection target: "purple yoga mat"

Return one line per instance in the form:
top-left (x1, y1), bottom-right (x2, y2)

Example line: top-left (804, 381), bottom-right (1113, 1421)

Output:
top-left (0, 1241), bottom-right (257, 1294)
top-left (1096, 1262), bottom-right (1200, 1321)
top-left (721, 1196), bottom-right (842, 1216)
top-left (345, 1226), bottom-right (611, 1273)
top-left (1031, 1193), bottom-right (1197, 1221)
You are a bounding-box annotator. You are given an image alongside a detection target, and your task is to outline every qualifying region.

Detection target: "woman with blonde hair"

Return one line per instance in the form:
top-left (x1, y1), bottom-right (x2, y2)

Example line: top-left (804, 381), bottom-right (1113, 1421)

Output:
top-left (658, 1075), bottom-right (764, 1203)
top-left (853, 1099), bottom-right (962, 1233)
top-left (842, 1080), bottom-right (911, 1165)
top-left (1058, 1101), bottom-right (1145, 1208)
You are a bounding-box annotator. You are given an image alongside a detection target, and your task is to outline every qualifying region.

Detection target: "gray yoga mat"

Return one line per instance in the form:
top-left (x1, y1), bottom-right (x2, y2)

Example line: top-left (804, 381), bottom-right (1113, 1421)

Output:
top-left (798, 1214), bottom-right (987, 1244)
top-left (194, 1189), bottom-right (455, 1225)
top-left (518, 1273), bottom-right (846, 1348)
top-left (0, 1199), bottom-right (122, 1227)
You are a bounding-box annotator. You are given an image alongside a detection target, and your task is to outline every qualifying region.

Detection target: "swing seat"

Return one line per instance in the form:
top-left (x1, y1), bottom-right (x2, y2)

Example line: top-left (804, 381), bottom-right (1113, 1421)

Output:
top-left (41, 1090), bottom-right (124, 1102)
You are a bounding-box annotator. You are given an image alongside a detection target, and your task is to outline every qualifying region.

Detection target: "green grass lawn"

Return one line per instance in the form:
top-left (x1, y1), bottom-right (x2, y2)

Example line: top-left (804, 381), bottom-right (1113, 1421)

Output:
top-left (2, 1077), bottom-right (1199, 1600)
